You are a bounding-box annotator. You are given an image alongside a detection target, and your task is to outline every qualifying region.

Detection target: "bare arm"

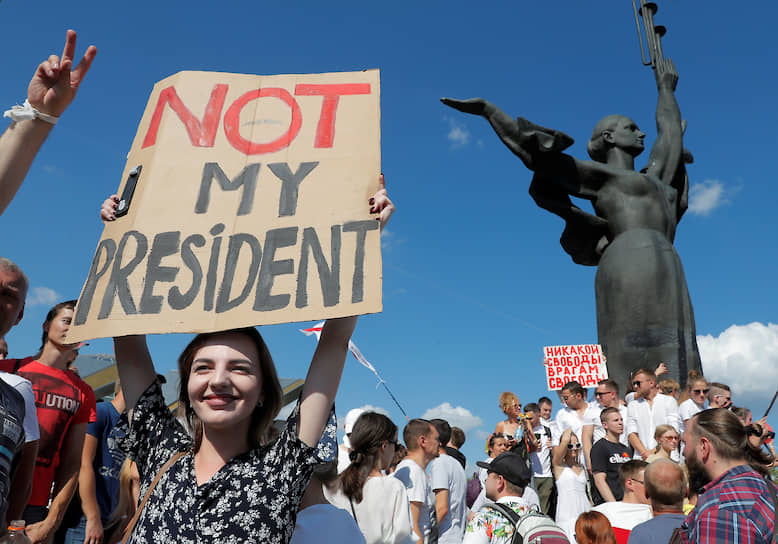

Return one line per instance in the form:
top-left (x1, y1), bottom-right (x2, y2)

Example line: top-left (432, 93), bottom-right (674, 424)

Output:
top-left (434, 489), bottom-right (450, 525)
top-left (593, 472), bottom-right (616, 503)
top-left (0, 30), bottom-right (96, 216)
top-left (552, 428), bottom-right (572, 474)
top-left (298, 175), bottom-right (394, 447)
top-left (78, 434), bottom-right (104, 544)
top-left (113, 335), bottom-right (156, 419)
top-left (409, 501), bottom-right (424, 544)
top-left (645, 58), bottom-right (683, 185)
top-left (582, 424), bottom-right (594, 470)
top-left (27, 422), bottom-right (87, 544)
top-left (628, 432), bottom-right (650, 460)
top-left (6, 440), bottom-right (37, 524)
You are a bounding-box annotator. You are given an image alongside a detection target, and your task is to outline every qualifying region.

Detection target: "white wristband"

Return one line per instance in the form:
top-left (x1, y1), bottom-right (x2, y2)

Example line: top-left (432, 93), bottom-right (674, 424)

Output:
top-left (3, 99), bottom-right (59, 125)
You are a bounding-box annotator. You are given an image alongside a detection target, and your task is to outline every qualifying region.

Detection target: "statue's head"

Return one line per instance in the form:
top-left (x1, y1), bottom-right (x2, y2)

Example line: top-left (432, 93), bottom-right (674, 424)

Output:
top-left (587, 115), bottom-right (645, 163)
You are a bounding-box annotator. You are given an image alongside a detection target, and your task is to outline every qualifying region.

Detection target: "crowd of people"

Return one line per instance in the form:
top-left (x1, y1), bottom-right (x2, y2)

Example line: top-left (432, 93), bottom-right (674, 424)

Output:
top-left (0, 29), bottom-right (776, 544)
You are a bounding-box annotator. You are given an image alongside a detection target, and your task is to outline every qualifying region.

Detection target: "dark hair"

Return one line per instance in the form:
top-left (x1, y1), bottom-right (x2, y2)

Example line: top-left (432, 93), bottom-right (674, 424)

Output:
top-left (575, 511), bottom-right (617, 544)
top-left (561, 381), bottom-right (585, 398)
top-left (40, 299), bottom-right (77, 350)
top-left (731, 406), bottom-right (750, 422)
top-left (538, 396), bottom-right (552, 407)
top-left (430, 419), bottom-right (451, 446)
top-left (341, 412), bottom-right (397, 502)
top-left (619, 459), bottom-right (648, 487)
top-left (312, 459), bottom-right (339, 484)
top-left (450, 427), bottom-right (466, 448)
top-left (597, 379), bottom-right (619, 396)
top-left (177, 327), bottom-right (282, 452)
top-left (487, 433), bottom-right (506, 455)
top-left (403, 419), bottom-right (433, 451)
top-left (390, 443), bottom-right (407, 472)
top-left (524, 402), bottom-right (540, 414)
top-left (644, 460), bottom-right (686, 509)
top-left (599, 406), bottom-right (621, 423)
top-left (690, 409), bottom-right (773, 475)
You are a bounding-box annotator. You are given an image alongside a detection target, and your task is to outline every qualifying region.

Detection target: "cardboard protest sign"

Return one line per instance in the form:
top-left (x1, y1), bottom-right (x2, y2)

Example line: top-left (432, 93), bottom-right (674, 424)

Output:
top-left (543, 344), bottom-right (608, 390)
top-left (68, 69), bottom-right (381, 343)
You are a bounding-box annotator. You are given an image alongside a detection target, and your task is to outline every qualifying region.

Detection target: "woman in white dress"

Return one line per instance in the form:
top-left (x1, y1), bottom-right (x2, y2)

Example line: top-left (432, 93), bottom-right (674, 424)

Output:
top-left (327, 412), bottom-right (414, 544)
top-left (553, 428), bottom-right (591, 541)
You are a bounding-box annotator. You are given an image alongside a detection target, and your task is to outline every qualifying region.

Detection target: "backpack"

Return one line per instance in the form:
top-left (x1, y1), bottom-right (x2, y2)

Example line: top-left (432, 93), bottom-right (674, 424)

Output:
top-left (488, 503), bottom-right (569, 544)
top-left (466, 472), bottom-right (482, 508)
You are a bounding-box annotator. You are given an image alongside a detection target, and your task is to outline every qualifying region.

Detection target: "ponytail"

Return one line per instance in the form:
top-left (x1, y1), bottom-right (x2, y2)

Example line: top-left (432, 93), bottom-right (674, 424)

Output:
top-left (340, 412), bottom-right (397, 503)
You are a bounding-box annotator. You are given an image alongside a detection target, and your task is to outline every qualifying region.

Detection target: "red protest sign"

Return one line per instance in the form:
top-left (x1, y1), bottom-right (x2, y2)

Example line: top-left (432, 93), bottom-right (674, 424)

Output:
top-left (543, 344), bottom-right (608, 391)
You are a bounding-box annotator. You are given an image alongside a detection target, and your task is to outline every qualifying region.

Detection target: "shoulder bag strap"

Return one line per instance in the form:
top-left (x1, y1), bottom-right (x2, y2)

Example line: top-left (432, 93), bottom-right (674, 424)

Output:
top-left (121, 451), bottom-right (187, 544)
top-left (488, 502), bottom-right (522, 544)
top-left (349, 498), bottom-right (358, 523)
top-left (767, 479), bottom-right (777, 544)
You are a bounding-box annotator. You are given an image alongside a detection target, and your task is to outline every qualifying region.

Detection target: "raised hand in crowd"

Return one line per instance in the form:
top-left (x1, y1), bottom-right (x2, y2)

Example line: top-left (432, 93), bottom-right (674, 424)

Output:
top-left (0, 30), bottom-right (97, 215)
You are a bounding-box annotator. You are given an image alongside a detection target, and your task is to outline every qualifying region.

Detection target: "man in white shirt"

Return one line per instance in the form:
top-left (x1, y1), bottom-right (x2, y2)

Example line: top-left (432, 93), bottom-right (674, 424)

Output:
top-left (626, 368), bottom-right (680, 460)
top-left (428, 419), bottom-right (468, 544)
top-left (582, 379), bottom-right (628, 469)
top-left (522, 403), bottom-right (554, 516)
top-left (538, 396), bottom-right (553, 427)
top-left (394, 419), bottom-right (440, 544)
top-left (553, 381), bottom-right (589, 446)
top-left (592, 460), bottom-right (652, 541)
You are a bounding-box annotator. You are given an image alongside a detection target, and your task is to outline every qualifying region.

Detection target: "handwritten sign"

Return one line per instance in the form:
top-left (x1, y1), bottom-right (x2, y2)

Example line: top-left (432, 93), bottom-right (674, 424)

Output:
top-left (543, 344), bottom-right (608, 390)
top-left (68, 69), bottom-right (381, 342)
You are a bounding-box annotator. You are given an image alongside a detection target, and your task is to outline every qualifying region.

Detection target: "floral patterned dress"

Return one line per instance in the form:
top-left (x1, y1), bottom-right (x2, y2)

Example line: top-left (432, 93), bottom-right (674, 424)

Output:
top-left (122, 382), bottom-right (336, 544)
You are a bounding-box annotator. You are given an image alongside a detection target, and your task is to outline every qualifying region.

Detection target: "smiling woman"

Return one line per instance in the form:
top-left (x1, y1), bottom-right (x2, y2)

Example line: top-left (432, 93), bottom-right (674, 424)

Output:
top-left (110, 176), bottom-right (394, 544)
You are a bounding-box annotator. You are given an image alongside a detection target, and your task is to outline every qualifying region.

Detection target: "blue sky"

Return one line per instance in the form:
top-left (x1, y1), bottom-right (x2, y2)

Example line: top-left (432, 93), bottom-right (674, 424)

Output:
top-left (1, 1), bottom-right (776, 471)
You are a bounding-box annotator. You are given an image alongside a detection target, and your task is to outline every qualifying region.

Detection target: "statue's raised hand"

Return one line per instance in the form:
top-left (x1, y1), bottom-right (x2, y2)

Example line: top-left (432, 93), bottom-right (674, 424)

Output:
top-left (440, 97), bottom-right (492, 116)
top-left (655, 58), bottom-right (678, 92)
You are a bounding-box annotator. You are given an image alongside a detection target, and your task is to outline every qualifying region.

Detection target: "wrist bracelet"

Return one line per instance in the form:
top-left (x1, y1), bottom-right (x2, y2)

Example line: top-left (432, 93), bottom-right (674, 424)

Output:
top-left (3, 99), bottom-right (59, 125)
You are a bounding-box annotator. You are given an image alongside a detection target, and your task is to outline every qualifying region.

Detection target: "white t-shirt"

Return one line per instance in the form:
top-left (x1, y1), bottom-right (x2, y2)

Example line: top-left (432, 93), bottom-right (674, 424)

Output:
top-left (582, 403), bottom-right (629, 447)
top-left (291, 503), bottom-right (366, 544)
top-left (326, 476), bottom-right (414, 544)
top-left (428, 454), bottom-right (468, 544)
top-left (626, 393), bottom-right (680, 458)
top-left (591, 501), bottom-right (652, 530)
top-left (678, 398), bottom-right (704, 421)
top-left (394, 458), bottom-right (434, 543)
top-left (552, 403), bottom-right (589, 446)
top-left (530, 424), bottom-right (552, 477)
top-left (0, 371), bottom-right (39, 442)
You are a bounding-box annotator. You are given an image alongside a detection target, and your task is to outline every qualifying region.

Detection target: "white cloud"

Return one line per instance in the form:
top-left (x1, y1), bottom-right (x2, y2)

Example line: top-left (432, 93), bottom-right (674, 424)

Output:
top-left (423, 402), bottom-right (483, 432)
top-left (688, 179), bottom-right (727, 215)
top-left (697, 322), bottom-right (778, 398)
top-left (27, 287), bottom-right (62, 306)
top-left (445, 117), bottom-right (470, 148)
top-left (354, 404), bottom-right (390, 417)
top-left (381, 227), bottom-right (394, 250)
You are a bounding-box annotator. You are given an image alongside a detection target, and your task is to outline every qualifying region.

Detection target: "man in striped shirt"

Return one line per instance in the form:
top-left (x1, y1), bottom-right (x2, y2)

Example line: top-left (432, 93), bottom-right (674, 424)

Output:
top-left (681, 408), bottom-right (776, 544)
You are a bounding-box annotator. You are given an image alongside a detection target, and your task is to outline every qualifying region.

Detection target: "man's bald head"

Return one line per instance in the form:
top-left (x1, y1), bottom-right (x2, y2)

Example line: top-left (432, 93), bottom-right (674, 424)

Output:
top-left (0, 257), bottom-right (28, 337)
top-left (644, 459), bottom-right (687, 512)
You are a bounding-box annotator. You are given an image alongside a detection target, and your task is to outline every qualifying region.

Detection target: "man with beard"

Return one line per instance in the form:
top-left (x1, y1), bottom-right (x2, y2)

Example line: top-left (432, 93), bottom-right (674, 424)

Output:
top-left (680, 408), bottom-right (776, 544)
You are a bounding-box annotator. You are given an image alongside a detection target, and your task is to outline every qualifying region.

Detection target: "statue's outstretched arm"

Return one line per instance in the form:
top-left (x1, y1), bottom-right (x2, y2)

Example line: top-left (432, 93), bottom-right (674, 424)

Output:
top-left (645, 58), bottom-right (684, 186)
top-left (441, 97), bottom-right (536, 169)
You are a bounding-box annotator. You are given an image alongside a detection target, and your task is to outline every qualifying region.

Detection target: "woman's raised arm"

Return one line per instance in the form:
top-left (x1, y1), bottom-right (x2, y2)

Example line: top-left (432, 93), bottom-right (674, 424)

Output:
top-left (298, 174), bottom-right (394, 447)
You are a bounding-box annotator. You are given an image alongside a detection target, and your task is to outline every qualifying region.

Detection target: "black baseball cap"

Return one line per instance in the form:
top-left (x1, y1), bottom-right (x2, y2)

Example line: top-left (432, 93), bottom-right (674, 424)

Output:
top-left (476, 452), bottom-right (531, 487)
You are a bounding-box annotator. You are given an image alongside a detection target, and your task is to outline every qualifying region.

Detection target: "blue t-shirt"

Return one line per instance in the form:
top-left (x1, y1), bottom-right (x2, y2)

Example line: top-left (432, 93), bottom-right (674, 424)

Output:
top-left (87, 401), bottom-right (125, 522)
top-left (628, 513), bottom-right (686, 544)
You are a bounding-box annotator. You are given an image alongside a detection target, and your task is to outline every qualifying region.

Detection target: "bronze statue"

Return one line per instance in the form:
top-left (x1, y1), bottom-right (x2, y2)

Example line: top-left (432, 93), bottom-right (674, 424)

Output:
top-left (442, 58), bottom-right (701, 389)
